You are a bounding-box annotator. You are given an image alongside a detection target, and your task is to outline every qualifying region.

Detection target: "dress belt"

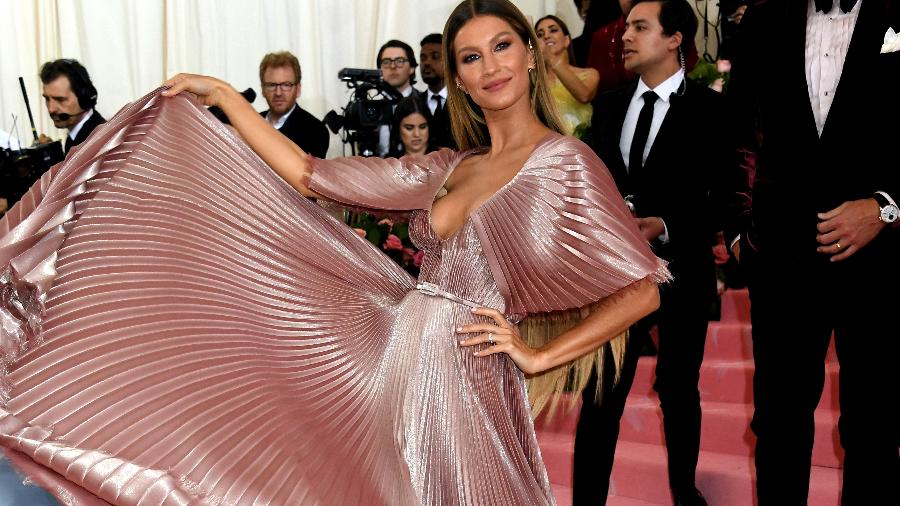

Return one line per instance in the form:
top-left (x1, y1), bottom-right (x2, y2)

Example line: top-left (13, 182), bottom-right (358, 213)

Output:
top-left (415, 282), bottom-right (482, 309)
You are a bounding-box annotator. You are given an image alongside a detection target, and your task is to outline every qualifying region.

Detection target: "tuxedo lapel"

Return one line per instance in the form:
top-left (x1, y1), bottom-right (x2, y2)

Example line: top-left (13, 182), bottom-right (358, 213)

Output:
top-left (821, 0), bottom-right (883, 140)
top-left (784, 0), bottom-right (821, 142)
top-left (643, 84), bottom-right (685, 173)
top-left (610, 81), bottom-right (637, 178)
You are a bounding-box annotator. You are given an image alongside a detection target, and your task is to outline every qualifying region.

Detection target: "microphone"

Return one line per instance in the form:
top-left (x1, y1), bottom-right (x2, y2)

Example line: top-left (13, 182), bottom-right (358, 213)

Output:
top-left (208, 87), bottom-right (256, 125)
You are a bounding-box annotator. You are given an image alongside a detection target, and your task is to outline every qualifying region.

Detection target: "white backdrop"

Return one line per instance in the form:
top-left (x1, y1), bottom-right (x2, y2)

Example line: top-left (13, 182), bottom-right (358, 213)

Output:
top-left (0, 0), bottom-right (717, 158)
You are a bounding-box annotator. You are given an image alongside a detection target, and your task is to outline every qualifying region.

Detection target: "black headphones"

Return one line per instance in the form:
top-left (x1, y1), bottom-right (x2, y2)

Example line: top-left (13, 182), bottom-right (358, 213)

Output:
top-left (58, 59), bottom-right (98, 111)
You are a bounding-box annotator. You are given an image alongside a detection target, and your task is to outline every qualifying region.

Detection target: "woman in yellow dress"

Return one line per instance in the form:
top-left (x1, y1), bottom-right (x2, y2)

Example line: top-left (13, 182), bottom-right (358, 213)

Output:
top-left (535, 15), bottom-right (600, 138)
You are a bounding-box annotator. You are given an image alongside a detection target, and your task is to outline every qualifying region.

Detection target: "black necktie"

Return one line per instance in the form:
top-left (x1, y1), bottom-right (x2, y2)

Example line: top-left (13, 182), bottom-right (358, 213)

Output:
top-left (64, 135), bottom-right (73, 153)
top-left (629, 90), bottom-right (658, 176)
top-left (815, 0), bottom-right (858, 13)
top-left (432, 94), bottom-right (443, 115)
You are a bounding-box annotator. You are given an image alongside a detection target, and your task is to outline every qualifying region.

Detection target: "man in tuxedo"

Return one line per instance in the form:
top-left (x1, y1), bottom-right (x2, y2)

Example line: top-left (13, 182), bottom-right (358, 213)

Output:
top-left (573, 1), bottom-right (734, 504)
top-left (419, 33), bottom-right (455, 150)
top-left (728, 1), bottom-right (899, 503)
top-left (39, 59), bottom-right (106, 154)
top-left (258, 52), bottom-right (329, 158)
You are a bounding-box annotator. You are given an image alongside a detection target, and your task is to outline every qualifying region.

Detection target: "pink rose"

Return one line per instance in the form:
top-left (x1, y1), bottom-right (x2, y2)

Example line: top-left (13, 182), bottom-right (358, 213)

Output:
top-left (716, 59), bottom-right (732, 73)
top-left (712, 244), bottom-right (730, 265)
top-left (403, 247), bottom-right (416, 259)
top-left (383, 234), bottom-right (404, 251)
top-left (413, 250), bottom-right (425, 267)
top-left (354, 228), bottom-right (366, 238)
top-left (377, 218), bottom-right (394, 227)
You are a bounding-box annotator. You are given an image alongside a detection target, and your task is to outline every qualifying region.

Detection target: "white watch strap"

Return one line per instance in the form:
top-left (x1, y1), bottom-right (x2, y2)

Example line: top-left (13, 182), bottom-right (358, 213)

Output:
top-left (875, 191), bottom-right (897, 208)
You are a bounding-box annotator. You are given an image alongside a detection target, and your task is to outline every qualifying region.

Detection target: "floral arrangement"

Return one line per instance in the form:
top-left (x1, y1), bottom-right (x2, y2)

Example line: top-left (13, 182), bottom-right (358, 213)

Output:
top-left (350, 213), bottom-right (423, 276)
top-left (688, 59), bottom-right (731, 93)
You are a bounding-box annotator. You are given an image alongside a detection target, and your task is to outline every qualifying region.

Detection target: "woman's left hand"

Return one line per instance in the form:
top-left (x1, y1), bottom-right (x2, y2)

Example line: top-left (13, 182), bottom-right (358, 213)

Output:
top-left (458, 308), bottom-right (545, 374)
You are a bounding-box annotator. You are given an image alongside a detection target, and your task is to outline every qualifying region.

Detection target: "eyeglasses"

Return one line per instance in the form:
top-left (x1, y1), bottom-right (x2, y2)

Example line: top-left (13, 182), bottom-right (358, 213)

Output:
top-left (379, 57), bottom-right (410, 68)
top-left (262, 82), bottom-right (297, 92)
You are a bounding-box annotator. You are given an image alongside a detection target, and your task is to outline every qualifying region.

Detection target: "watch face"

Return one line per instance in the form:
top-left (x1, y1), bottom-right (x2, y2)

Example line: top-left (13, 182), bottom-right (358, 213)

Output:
top-left (882, 204), bottom-right (899, 223)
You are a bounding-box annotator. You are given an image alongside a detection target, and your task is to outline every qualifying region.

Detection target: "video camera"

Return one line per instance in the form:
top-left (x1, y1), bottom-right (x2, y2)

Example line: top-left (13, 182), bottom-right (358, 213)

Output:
top-left (323, 68), bottom-right (401, 157)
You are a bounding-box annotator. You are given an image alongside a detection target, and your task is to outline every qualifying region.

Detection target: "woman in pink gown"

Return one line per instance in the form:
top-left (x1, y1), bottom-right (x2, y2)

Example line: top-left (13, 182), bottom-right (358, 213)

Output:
top-left (0, 1), bottom-right (667, 504)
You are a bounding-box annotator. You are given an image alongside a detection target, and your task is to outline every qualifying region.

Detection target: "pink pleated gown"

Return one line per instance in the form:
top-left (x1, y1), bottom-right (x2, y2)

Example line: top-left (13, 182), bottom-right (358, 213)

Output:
top-left (0, 89), bottom-right (666, 505)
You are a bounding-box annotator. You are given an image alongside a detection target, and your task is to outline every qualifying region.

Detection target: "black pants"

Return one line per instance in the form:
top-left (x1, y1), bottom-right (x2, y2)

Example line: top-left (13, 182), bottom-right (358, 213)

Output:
top-left (746, 241), bottom-right (900, 505)
top-left (573, 274), bottom-right (713, 505)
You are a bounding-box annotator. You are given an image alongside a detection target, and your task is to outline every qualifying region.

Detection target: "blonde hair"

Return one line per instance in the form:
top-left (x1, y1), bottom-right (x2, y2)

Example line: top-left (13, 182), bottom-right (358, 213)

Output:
top-left (259, 51), bottom-right (301, 84)
top-left (442, 0), bottom-right (565, 151)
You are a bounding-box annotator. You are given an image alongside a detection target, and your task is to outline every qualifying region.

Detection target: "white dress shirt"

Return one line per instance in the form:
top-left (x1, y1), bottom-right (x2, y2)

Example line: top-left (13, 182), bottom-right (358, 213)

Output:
top-left (620, 69), bottom-right (685, 173)
top-left (620, 69), bottom-right (685, 243)
top-left (68, 109), bottom-right (95, 143)
top-left (426, 87), bottom-right (448, 115)
top-left (266, 103), bottom-right (297, 130)
top-left (805, 0), bottom-right (861, 136)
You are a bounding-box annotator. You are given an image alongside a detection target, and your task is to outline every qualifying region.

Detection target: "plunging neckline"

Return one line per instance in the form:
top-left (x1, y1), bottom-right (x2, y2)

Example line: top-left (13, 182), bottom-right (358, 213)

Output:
top-left (427, 131), bottom-right (558, 242)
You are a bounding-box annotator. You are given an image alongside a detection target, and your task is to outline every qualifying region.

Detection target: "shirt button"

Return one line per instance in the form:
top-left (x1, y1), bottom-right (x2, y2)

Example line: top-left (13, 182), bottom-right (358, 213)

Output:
top-left (824, 91), bottom-right (829, 96)
top-left (825, 53), bottom-right (829, 57)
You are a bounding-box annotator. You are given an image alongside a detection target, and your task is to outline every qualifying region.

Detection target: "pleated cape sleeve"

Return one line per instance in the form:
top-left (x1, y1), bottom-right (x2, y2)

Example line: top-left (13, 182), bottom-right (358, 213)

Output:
top-left (471, 133), bottom-right (670, 320)
top-left (308, 150), bottom-right (457, 211)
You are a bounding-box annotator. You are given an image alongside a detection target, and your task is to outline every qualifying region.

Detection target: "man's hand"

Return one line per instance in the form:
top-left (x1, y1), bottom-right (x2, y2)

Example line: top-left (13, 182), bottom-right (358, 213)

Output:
top-left (35, 134), bottom-right (53, 146)
top-left (635, 217), bottom-right (665, 243)
top-left (816, 198), bottom-right (884, 262)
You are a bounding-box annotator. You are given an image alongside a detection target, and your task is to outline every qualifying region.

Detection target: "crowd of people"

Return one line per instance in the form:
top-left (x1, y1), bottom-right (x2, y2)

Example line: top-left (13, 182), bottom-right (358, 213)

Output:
top-left (0, 0), bottom-right (897, 505)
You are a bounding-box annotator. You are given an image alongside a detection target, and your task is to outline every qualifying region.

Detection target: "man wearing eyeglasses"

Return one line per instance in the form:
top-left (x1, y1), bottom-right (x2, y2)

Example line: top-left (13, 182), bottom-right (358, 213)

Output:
top-left (376, 40), bottom-right (422, 156)
top-left (258, 51), bottom-right (329, 158)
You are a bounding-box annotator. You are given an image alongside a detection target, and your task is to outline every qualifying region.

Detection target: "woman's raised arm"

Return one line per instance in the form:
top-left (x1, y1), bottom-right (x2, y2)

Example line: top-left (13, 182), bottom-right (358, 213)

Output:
top-left (163, 74), bottom-right (321, 198)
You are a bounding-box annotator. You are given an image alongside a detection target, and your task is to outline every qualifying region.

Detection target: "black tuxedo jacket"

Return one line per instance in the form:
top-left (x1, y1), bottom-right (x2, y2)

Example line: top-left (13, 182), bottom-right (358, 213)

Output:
top-left (260, 105), bottom-right (329, 158)
top-left (730, 0), bottom-right (900, 257)
top-left (592, 78), bottom-right (735, 280)
top-left (66, 110), bottom-right (106, 152)
top-left (424, 92), bottom-right (457, 150)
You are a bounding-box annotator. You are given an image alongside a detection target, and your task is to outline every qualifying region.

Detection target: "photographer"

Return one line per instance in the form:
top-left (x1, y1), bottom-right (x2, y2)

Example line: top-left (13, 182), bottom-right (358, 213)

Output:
top-left (376, 39), bottom-right (421, 156)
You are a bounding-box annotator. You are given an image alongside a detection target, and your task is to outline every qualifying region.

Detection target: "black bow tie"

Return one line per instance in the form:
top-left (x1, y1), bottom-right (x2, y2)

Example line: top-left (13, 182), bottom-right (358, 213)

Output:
top-left (815, 0), bottom-right (858, 13)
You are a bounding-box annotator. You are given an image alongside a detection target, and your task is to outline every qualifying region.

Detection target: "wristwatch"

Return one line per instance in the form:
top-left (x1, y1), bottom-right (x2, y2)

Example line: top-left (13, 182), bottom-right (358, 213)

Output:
top-left (873, 192), bottom-right (899, 224)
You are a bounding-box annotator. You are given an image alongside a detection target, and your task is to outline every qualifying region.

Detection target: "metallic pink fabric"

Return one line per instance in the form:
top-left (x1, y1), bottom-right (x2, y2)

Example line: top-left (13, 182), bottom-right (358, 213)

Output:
top-left (0, 89), bottom-right (665, 505)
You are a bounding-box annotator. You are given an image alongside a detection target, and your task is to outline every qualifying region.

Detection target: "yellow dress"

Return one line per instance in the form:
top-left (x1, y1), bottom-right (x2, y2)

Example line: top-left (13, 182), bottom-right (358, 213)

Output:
top-left (550, 73), bottom-right (593, 137)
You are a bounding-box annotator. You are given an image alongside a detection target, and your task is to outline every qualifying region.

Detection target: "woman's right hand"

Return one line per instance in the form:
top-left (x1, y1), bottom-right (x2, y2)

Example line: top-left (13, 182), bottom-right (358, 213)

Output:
top-left (162, 74), bottom-right (235, 108)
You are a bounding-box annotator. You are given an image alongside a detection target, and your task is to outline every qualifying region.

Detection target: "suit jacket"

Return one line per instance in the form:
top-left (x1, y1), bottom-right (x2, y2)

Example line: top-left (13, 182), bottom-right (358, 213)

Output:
top-left (66, 110), bottom-right (106, 152)
top-left (730, 0), bottom-right (900, 257)
top-left (424, 92), bottom-right (456, 151)
top-left (592, 78), bottom-right (735, 282)
top-left (261, 105), bottom-right (329, 158)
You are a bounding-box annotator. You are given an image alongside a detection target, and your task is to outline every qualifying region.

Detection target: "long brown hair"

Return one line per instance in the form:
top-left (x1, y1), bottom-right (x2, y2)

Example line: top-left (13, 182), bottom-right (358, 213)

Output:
top-left (442, 0), bottom-right (565, 151)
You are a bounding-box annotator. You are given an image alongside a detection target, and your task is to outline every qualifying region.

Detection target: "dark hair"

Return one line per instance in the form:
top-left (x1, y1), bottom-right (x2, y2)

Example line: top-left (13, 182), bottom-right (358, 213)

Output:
top-left (377, 39), bottom-right (419, 86)
top-left (39, 58), bottom-right (98, 110)
top-left (388, 96), bottom-right (434, 157)
top-left (534, 15), bottom-right (577, 64)
top-left (443, 0), bottom-right (564, 150)
top-left (259, 51), bottom-right (302, 84)
top-left (420, 33), bottom-right (442, 46)
top-left (633, 0), bottom-right (697, 58)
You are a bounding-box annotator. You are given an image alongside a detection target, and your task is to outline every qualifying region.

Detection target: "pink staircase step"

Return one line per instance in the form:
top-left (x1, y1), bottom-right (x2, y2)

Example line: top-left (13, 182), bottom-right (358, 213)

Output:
top-left (617, 397), bottom-right (844, 468)
top-left (537, 436), bottom-right (842, 506)
top-left (705, 322), bottom-right (754, 361)
top-left (719, 288), bottom-right (750, 323)
top-left (631, 358), bottom-right (840, 408)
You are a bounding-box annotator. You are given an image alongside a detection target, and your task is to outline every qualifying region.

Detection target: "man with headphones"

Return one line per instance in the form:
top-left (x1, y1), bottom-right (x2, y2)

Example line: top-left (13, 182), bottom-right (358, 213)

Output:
top-left (39, 59), bottom-right (106, 153)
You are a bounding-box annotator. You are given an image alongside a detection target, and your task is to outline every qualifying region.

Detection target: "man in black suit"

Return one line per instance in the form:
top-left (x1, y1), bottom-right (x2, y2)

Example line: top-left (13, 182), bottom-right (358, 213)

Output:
top-left (419, 33), bottom-right (455, 150)
top-left (39, 59), bottom-right (106, 154)
top-left (259, 51), bottom-right (329, 158)
top-left (573, 1), bottom-right (734, 504)
top-left (728, 1), bottom-right (899, 504)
